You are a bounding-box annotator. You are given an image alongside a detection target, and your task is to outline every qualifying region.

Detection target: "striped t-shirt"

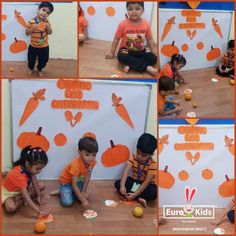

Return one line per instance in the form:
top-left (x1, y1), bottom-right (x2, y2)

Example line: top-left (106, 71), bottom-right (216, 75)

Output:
top-left (128, 155), bottom-right (157, 184)
top-left (26, 18), bottom-right (50, 48)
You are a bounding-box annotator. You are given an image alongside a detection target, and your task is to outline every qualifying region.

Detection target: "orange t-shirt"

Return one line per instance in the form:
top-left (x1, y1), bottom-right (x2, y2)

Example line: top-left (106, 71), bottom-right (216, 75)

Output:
top-left (59, 157), bottom-right (96, 185)
top-left (159, 63), bottom-right (174, 79)
top-left (79, 16), bottom-right (88, 34)
top-left (3, 166), bottom-right (28, 192)
top-left (128, 155), bottom-right (157, 184)
top-left (26, 18), bottom-right (50, 48)
top-left (115, 19), bottom-right (152, 51)
top-left (158, 93), bottom-right (165, 113)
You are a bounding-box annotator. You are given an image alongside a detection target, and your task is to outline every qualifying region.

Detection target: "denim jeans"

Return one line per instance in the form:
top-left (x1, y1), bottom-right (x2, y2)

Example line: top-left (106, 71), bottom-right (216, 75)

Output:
top-left (60, 181), bottom-right (83, 206)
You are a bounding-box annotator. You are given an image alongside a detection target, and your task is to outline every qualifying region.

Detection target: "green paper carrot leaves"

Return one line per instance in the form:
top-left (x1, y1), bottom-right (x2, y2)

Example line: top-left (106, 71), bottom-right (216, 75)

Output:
top-left (19, 89), bottom-right (46, 126)
top-left (112, 92), bottom-right (134, 129)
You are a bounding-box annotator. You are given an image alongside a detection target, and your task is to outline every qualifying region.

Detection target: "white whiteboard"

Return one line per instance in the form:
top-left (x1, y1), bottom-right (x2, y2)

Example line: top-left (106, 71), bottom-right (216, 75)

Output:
top-left (159, 125), bottom-right (234, 207)
top-left (159, 9), bottom-right (233, 70)
top-left (11, 80), bottom-right (152, 180)
top-left (81, 2), bottom-right (154, 42)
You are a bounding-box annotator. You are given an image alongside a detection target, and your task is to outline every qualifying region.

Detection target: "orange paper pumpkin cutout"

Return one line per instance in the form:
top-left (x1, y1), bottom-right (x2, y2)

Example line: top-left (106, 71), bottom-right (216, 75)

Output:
top-left (10, 38), bottom-right (27, 53)
top-left (218, 175), bottom-right (234, 198)
top-left (197, 42), bottom-right (204, 50)
top-left (37, 22), bottom-right (47, 31)
top-left (161, 16), bottom-right (175, 41)
top-left (202, 169), bottom-right (213, 180)
top-left (112, 93), bottom-right (134, 129)
top-left (206, 46), bottom-right (221, 61)
top-left (54, 133), bottom-right (67, 146)
top-left (34, 220), bottom-right (46, 233)
top-left (158, 135), bottom-right (169, 155)
top-left (161, 41), bottom-right (179, 58)
top-left (106, 7), bottom-right (115, 17)
top-left (87, 6), bottom-right (96, 15)
top-left (19, 88), bottom-right (46, 126)
top-left (101, 140), bottom-right (130, 167)
top-left (212, 17), bottom-right (223, 39)
top-left (83, 132), bottom-right (96, 140)
top-left (17, 127), bottom-right (50, 152)
top-left (178, 170), bottom-right (189, 181)
top-left (225, 135), bottom-right (234, 156)
top-left (14, 10), bottom-right (27, 29)
top-left (158, 166), bottom-right (175, 189)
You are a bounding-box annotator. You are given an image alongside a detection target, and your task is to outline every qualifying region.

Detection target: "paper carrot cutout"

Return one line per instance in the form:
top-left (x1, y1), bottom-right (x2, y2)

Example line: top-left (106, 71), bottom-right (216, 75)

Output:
top-left (112, 92), bottom-right (134, 129)
top-left (19, 89), bottom-right (46, 126)
top-left (161, 16), bottom-right (175, 41)
top-left (212, 17), bottom-right (223, 39)
top-left (225, 135), bottom-right (234, 156)
top-left (14, 10), bottom-right (27, 29)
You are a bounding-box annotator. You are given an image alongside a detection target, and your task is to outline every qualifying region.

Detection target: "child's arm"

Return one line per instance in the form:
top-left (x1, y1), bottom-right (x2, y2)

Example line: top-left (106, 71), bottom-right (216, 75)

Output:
top-left (46, 23), bottom-right (52, 35)
top-left (81, 171), bottom-right (92, 199)
top-left (71, 176), bottom-right (89, 209)
top-left (105, 37), bottom-right (120, 59)
top-left (20, 187), bottom-right (49, 217)
top-left (165, 98), bottom-right (180, 105)
top-left (25, 24), bottom-right (38, 36)
top-left (83, 26), bottom-right (88, 41)
top-left (159, 106), bottom-right (183, 116)
top-left (125, 173), bottom-right (154, 200)
top-left (176, 71), bottom-right (186, 83)
top-left (147, 39), bottom-right (157, 55)
top-left (120, 163), bottom-right (132, 195)
top-left (31, 175), bottom-right (42, 204)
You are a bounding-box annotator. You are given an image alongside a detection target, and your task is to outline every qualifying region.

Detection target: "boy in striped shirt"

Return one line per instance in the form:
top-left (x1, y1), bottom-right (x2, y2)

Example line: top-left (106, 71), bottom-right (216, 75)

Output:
top-left (25, 2), bottom-right (53, 76)
top-left (115, 133), bottom-right (157, 208)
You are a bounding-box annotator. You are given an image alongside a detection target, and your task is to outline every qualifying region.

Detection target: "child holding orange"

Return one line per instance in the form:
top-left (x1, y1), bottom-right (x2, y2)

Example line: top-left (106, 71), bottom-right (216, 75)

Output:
top-left (105, 2), bottom-right (157, 77)
top-left (59, 136), bottom-right (98, 209)
top-left (79, 4), bottom-right (88, 44)
top-left (114, 133), bottom-right (157, 208)
top-left (2, 146), bottom-right (50, 217)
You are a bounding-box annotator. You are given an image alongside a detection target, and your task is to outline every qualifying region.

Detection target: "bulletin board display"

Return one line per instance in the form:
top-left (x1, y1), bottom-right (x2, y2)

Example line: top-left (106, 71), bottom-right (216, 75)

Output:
top-left (159, 124), bottom-right (234, 207)
top-left (159, 9), bottom-right (233, 70)
top-left (11, 79), bottom-right (153, 180)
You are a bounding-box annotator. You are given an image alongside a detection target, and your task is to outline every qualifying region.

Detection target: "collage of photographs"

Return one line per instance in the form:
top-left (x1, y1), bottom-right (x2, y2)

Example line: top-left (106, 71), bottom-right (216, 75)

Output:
top-left (0, 0), bottom-right (235, 235)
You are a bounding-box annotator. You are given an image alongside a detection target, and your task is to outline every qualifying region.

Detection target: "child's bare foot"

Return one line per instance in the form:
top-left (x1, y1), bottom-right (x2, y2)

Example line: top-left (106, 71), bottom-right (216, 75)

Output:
top-left (137, 197), bottom-right (147, 208)
top-left (123, 65), bottom-right (129, 73)
top-left (147, 66), bottom-right (157, 77)
top-left (50, 189), bottom-right (59, 196)
top-left (28, 69), bottom-right (34, 75)
top-left (38, 71), bottom-right (44, 77)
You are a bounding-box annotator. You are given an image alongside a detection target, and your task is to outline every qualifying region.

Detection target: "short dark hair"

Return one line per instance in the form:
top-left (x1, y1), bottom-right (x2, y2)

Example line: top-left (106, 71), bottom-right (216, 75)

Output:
top-left (170, 54), bottom-right (186, 66)
top-left (78, 137), bottom-right (98, 153)
top-left (39, 2), bottom-right (54, 14)
top-left (228, 40), bottom-right (234, 49)
top-left (159, 76), bottom-right (175, 92)
top-left (136, 133), bottom-right (157, 155)
top-left (126, 2), bottom-right (144, 9)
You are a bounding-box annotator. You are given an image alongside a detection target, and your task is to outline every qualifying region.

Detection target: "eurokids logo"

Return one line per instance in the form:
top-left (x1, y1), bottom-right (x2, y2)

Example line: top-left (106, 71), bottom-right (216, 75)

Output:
top-left (163, 186), bottom-right (214, 219)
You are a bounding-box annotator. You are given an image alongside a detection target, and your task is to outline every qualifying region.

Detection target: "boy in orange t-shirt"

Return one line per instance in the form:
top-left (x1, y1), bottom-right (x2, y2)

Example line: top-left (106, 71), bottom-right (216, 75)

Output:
top-left (59, 136), bottom-right (98, 209)
top-left (105, 2), bottom-right (157, 77)
top-left (78, 4), bottom-right (88, 43)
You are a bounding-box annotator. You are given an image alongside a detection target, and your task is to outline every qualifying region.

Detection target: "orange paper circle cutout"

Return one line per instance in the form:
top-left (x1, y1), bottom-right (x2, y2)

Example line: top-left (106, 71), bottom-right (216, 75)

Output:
top-left (178, 170), bottom-right (189, 181)
top-left (202, 169), bottom-right (213, 180)
top-left (106, 7), bottom-right (115, 17)
top-left (54, 133), bottom-right (67, 146)
top-left (197, 42), bottom-right (204, 50)
top-left (87, 6), bottom-right (96, 15)
top-left (83, 132), bottom-right (97, 140)
top-left (182, 44), bottom-right (189, 52)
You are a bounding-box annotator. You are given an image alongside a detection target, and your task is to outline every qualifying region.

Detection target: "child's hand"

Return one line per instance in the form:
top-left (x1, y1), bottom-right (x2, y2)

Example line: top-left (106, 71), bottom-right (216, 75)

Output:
top-left (82, 199), bottom-right (90, 209)
top-left (105, 52), bottom-right (114, 59)
top-left (120, 186), bottom-right (126, 195)
top-left (38, 208), bottom-right (51, 218)
top-left (125, 192), bottom-right (136, 200)
top-left (82, 192), bottom-right (89, 200)
top-left (37, 195), bottom-right (42, 205)
top-left (175, 100), bottom-right (180, 105)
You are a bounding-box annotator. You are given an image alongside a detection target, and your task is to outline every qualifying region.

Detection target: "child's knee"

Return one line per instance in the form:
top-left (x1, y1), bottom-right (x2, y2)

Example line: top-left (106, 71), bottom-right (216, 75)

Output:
top-left (39, 182), bottom-right (46, 191)
top-left (114, 180), bottom-right (121, 190)
top-left (5, 202), bottom-right (17, 213)
top-left (60, 197), bottom-right (73, 207)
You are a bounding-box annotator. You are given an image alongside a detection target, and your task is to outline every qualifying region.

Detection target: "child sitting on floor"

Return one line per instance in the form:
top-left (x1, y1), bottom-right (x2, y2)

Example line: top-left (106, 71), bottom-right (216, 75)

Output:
top-left (159, 54), bottom-right (187, 88)
top-left (79, 4), bottom-right (88, 44)
top-left (216, 40), bottom-right (234, 80)
top-left (115, 133), bottom-right (157, 208)
top-left (158, 76), bottom-right (183, 117)
top-left (59, 136), bottom-right (98, 209)
top-left (2, 146), bottom-right (49, 217)
top-left (105, 2), bottom-right (157, 77)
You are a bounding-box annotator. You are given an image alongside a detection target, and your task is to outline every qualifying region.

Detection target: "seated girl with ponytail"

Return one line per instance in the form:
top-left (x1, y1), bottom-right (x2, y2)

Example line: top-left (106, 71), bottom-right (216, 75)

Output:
top-left (2, 146), bottom-right (50, 217)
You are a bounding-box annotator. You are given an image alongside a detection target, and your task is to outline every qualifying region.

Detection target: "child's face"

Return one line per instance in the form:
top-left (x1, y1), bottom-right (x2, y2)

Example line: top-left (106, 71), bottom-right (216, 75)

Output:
top-left (135, 149), bottom-right (152, 164)
top-left (173, 62), bottom-right (184, 71)
top-left (228, 47), bottom-right (234, 56)
top-left (80, 150), bottom-right (96, 166)
top-left (38, 7), bottom-right (51, 20)
top-left (26, 162), bottom-right (45, 175)
top-left (126, 3), bottom-right (144, 21)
